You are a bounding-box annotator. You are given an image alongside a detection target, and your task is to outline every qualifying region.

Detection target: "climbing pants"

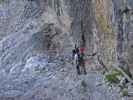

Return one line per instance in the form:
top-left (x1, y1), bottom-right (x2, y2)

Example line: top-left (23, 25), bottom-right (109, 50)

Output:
top-left (76, 62), bottom-right (86, 75)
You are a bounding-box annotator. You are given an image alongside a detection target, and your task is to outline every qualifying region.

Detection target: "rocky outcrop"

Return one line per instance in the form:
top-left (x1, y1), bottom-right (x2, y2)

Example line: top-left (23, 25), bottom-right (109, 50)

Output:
top-left (113, 0), bottom-right (133, 75)
top-left (89, 0), bottom-right (133, 77)
top-left (0, 0), bottom-right (73, 71)
top-left (94, 0), bottom-right (117, 68)
top-left (69, 0), bottom-right (95, 54)
top-left (0, 0), bottom-right (133, 99)
top-left (0, 0), bottom-right (133, 73)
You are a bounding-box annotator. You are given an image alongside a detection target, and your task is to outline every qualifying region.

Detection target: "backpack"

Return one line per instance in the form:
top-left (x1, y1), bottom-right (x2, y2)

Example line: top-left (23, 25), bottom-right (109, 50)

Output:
top-left (80, 47), bottom-right (85, 54)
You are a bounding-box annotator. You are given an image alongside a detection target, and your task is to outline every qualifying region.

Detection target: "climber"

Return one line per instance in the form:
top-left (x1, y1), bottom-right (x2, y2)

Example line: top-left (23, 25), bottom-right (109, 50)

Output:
top-left (71, 44), bottom-right (81, 74)
top-left (72, 44), bottom-right (79, 65)
top-left (79, 46), bottom-right (87, 74)
top-left (72, 44), bottom-right (87, 75)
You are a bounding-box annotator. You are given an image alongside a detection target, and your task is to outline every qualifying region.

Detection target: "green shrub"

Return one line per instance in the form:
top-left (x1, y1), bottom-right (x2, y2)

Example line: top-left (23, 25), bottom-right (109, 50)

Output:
top-left (105, 74), bottom-right (120, 83)
top-left (105, 69), bottom-right (122, 84)
top-left (122, 88), bottom-right (128, 97)
top-left (112, 69), bottom-right (123, 76)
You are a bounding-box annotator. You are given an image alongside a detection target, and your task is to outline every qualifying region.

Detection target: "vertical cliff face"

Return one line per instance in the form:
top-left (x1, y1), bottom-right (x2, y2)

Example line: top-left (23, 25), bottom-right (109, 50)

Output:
top-left (69, 0), bottom-right (133, 72)
top-left (94, 0), bottom-right (117, 68)
top-left (0, 0), bottom-right (133, 71)
top-left (0, 0), bottom-right (73, 72)
top-left (93, 0), bottom-right (133, 72)
top-left (69, 0), bottom-right (95, 54)
top-left (0, 0), bottom-right (133, 99)
top-left (112, 0), bottom-right (133, 73)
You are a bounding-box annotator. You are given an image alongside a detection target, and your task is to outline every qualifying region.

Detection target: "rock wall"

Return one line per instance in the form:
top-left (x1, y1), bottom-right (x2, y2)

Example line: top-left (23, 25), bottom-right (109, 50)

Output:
top-left (0, 0), bottom-right (133, 73)
top-left (69, 0), bottom-right (133, 72)
top-left (69, 0), bottom-right (95, 54)
top-left (92, 0), bottom-right (133, 72)
top-left (112, 0), bottom-right (133, 74)
top-left (94, 0), bottom-right (117, 68)
top-left (0, 0), bottom-right (73, 72)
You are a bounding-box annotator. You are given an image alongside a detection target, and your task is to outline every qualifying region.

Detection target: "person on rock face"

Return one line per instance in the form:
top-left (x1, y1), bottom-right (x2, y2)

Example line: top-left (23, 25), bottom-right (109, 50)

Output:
top-left (79, 46), bottom-right (87, 75)
top-left (72, 44), bottom-right (81, 74)
top-left (72, 44), bottom-right (87, 75)
top-left (72, 44), bottom-right (79, 64)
